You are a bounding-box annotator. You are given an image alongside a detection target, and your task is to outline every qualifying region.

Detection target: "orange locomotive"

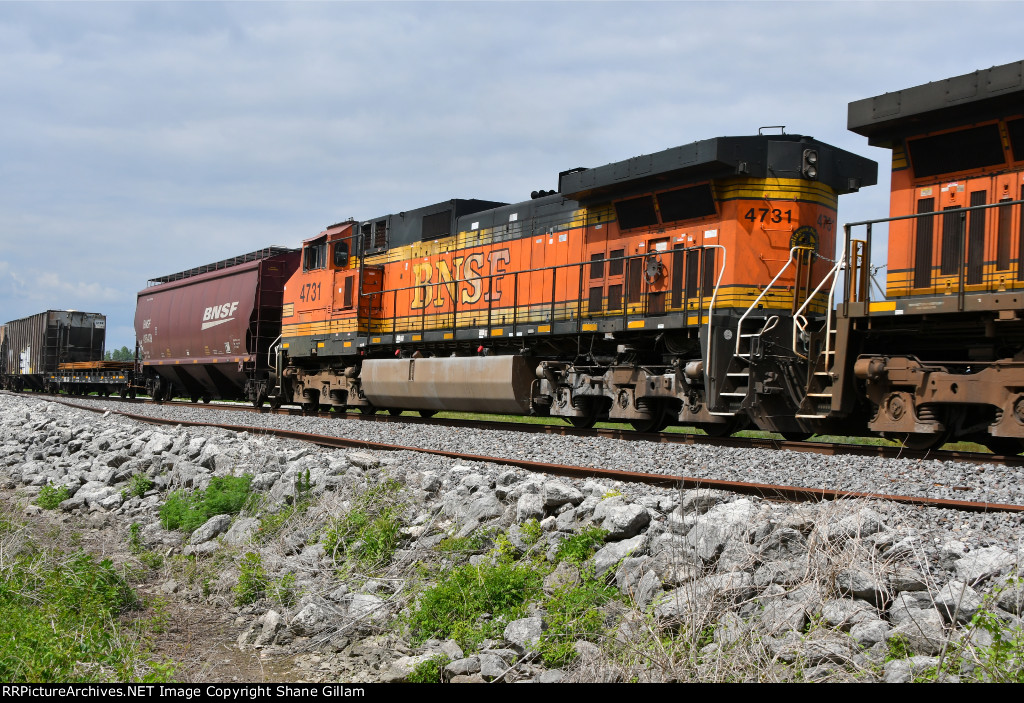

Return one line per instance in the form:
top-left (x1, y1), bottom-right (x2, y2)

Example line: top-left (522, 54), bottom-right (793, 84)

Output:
top-left (275, 134), bottom-right (876, 436)
top-left (830, 59), bottom-right (1024, 451)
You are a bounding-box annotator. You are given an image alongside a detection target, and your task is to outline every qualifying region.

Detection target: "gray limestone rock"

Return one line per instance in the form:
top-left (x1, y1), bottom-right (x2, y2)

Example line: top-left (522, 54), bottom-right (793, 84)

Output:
top-left (835, 567), bottom-right (888, 605)
top-left (223, 517), bottom-right (260, 547)
top-left (850, 619), bottom-right (890, 647)
top-left (347, 593), bottom-right (388, 626)
top-left (654, 572), bottom-right (755, 623)
top-left (289, 601), bottom-right (335, 637)
top-left (504, 617), bottom-right (543, 652)
top-left (888, 608), bottom-right (948, 656)
top-left (824, 507), bottom-right (886, 543)
top-left (478, 653), bottom-right (510, 681)
top-left (593, 534), bottom-right (648, 577)
top-left (934, 580), bottom-right (984, 625)
top-left (189, 514), bottom-right (232, 545)
top-left (542, 481), bottom-right (583, 508)
top-left (955, 546), bottom-right (1017, 585)
top-left (592, 498), bottom-right (650, 540)
top-left (820, 598), bottom-right (877, 630)
top-left (444, 657), bottom-right (481, 677)
top-left (883, 656), bottom-right (940, 683)
top-left (516, 493), bottom-right (544, 523)
top-left (684, 499), bottom-right (758, 563)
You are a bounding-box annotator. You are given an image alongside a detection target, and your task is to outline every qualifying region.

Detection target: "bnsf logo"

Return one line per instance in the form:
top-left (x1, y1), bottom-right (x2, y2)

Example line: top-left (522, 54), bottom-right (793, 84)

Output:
top-left (201, 301), bottom-right (239, 330)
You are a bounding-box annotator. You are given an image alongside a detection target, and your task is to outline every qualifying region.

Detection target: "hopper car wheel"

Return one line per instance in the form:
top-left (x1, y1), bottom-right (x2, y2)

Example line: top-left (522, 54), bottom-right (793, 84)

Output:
top-left (302, 403), bottom-right (316, 414)
top-left (983, 437), bottom-right (1023, 456)
top-left (190, 394), bottom-right (200, 404)
top-left (358, 406), bottom-right (380, 415)
top-left (779, 431), bottom-right (812, 442)
top-left (388, 409), bottom-right (404, 417)
top-left (164, 385), bottom-right (176, 402)
top-left (419, 410), bottom-right (438, 418)
top-left (567, 416), bottom-right (597, 429)
top-left (202, 395), bottom-right (212, 404)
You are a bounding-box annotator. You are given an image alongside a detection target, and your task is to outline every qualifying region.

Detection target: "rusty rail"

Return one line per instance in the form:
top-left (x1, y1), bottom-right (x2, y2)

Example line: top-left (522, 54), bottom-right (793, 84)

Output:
top-left (33, 395), bottom-right (1024, 515)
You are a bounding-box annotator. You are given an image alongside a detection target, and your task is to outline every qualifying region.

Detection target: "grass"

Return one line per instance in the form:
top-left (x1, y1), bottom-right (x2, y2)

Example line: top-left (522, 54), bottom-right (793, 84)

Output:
top-left (0, 511), bottom-right (173, 682)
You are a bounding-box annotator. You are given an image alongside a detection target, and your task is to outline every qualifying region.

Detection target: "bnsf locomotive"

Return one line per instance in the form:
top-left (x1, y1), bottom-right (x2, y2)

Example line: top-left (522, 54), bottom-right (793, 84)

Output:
top-left (13, 60), bottom-right (1024, 452)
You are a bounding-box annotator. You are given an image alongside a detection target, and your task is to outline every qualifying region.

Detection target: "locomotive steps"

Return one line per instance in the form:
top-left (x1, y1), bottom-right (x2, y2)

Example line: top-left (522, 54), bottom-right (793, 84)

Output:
top-left (2, 392), bottom-right (1024, 682)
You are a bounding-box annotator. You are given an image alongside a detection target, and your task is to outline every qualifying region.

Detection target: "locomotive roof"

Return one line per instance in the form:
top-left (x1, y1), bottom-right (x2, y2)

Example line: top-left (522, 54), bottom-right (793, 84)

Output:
top-left (848, 60), bottom-right (1024, 146)
top-left (557, 134), bottom-right (877, 202)
top-left (147, 246), bottom-right (297, 286)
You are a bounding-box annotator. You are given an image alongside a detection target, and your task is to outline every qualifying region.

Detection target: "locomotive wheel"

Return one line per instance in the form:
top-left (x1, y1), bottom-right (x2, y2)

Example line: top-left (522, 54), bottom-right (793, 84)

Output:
top-left (899, 431), bottom-right (950, 451)
top-left (566, 416), bottom-right (597, 429)
top-left (982, 437), bottom-right (1023, 456)
top-left (630, 408), bottom-right (669, 433)
top-left (418, 410), bottom-right (438, 418)
top-left (698, 417), bottom-right (744, 437)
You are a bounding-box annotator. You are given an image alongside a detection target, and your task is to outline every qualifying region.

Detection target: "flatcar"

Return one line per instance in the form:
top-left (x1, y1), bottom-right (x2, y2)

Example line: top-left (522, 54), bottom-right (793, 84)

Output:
top-left (273, 133), bottom-right (876, 437)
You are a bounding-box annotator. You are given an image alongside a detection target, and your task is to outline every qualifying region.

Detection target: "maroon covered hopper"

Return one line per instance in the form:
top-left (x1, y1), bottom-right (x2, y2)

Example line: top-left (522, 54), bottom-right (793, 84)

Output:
top-left (135, 248), bottom-right (299, 403)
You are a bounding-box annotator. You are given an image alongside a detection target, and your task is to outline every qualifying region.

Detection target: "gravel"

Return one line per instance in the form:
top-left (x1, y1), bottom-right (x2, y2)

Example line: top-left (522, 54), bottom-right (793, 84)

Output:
top-left (48, 394), bottom-right (1024, 502)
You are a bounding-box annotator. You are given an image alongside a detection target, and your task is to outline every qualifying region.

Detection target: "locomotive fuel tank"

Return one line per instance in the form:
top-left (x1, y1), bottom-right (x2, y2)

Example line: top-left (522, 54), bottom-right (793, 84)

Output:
top-left (360, 355), bottom-right (536, 414)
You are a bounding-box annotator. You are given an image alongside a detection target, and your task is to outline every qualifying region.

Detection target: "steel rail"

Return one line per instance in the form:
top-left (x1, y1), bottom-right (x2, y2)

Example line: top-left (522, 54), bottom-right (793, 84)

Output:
top-left (37, 395), bottom-right (1024, 515)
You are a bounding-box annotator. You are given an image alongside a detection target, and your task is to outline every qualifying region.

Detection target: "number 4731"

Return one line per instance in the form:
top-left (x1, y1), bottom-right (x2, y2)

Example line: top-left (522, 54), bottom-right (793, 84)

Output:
top-left (299, 282), bottom-right (321, 302)
top-left (744, 208), bottom-right (793, 224)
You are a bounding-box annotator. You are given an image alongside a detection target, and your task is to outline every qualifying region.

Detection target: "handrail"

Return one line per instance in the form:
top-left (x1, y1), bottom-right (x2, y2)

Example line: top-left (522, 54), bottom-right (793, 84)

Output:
top-left (791, 253), bottom-right (844, 361)
top-left (735, 247), bottom-right (811, 358)
top-left (703, 243), bottom-right (728, 380)
top-left (267, 334), bottom-right (282, 369)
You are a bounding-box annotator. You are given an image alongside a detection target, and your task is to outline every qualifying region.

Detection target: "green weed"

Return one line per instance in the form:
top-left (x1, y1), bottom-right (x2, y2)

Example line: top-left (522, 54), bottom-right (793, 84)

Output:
top-left (535, 567), bottom-right (619, 667)
top-left (555, 527), bottom-right (608, 564)
top-left (519, 518), bottom-right (543, 546)
top-left (36, 485), bottom-right (69, 510)
top-left (128, 523), bottom-right (143, 554)
top-left (159, 475), bottom-right (252, 533)
top-left (322, 478), bottom-right (404, 572)
top-left (126, 474), bottom-right (154, 499)
top-left (406, 654), bottom-right (451, 683)
top-left (407, 557), bottom-right (544, 651)
top-left (234, 552), bottom-right (267, 606)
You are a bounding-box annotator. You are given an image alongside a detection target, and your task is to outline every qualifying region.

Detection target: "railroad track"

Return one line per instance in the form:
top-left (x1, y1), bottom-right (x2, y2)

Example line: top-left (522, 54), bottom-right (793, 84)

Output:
top-left (23, 390), bottom-right (1024, 468)
top-left (25, 392), bottom-right (1024, 515)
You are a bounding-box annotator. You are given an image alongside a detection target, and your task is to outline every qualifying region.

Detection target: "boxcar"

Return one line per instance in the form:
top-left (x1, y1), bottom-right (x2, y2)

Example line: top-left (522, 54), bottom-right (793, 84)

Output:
top-left (0, 310), bottom-right (107, 391)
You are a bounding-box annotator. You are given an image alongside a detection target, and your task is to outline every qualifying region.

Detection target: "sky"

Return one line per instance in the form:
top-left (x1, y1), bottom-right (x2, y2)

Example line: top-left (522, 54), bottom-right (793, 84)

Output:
top-left (1, 1), bottom-right (1022, 350)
